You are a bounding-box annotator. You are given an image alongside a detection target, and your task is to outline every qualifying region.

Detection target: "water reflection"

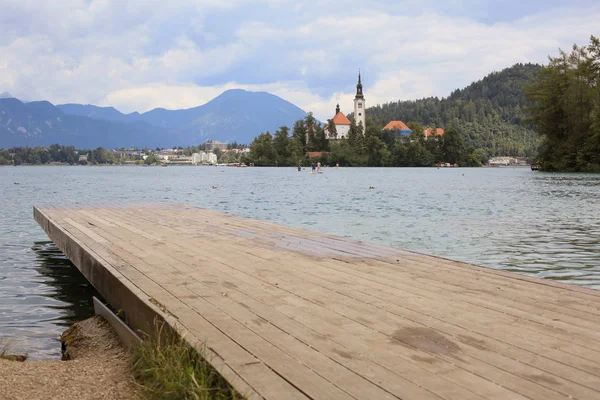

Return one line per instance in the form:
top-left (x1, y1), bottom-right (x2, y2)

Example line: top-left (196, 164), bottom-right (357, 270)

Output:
top-left (0, 241), bottom-right (100, 360)
top-left (31, 241), bottom-right (102, 327)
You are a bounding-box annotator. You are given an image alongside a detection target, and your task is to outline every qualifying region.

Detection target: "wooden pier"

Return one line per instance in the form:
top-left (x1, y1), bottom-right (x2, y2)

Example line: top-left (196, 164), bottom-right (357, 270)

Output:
top-left (34, 203), bottom-right (600, 400)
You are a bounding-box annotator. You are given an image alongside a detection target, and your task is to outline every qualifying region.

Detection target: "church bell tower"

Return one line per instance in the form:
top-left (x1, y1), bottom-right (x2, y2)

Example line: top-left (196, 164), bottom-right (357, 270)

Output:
top-left (353, 71), bottom-right (366, 133)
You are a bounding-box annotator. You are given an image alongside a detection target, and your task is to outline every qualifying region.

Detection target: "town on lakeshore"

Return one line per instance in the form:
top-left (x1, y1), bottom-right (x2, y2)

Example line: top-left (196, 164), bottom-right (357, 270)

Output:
top-left (0, 71), bottom-right (532, 169)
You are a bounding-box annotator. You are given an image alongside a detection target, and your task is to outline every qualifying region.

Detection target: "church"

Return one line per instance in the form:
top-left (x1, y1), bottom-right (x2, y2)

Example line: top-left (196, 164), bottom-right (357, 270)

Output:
top-left (324, 72), bottom-right (366, 140)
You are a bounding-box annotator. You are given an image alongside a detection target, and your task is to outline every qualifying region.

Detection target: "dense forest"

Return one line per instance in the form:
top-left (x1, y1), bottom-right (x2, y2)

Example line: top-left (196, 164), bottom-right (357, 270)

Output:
top-left (0, 143), bottom-right (244, 165)
top-left (0, 145), bottom-right (137, 165)
top-left (244, 113), bottom-right (488, 167)
top-left (524, 36), bottom-right (600, 172)
top-left (366, 63), bottom-right (541, 157)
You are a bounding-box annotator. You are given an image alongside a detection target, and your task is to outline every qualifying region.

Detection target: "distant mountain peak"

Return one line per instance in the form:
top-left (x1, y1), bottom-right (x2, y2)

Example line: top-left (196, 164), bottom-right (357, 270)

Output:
top-left (0, 91), bottom-right (13, 99)
top-left (4, 88), bottom-right (307, 148)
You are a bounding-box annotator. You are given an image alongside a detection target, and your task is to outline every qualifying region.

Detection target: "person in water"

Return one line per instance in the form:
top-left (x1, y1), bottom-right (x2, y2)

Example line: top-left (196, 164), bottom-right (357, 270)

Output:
top-left (317, 162), bottom-right (321, 171)
top-left (311, 163), bottom-right (316, 172)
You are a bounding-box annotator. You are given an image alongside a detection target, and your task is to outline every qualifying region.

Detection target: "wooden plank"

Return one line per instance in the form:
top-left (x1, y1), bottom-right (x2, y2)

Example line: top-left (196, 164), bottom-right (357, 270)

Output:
top-left (70, 210), bottom-right (483, 400)
top-left (108, 208), bottom-right (600, 358)
top-left (89, 208), bottom-right (596, 398)
top-left (35, 205), bottom-right (305, 400)
top-left (33, 203), bottom-right (600, 400)
top-left (150, 205), bottom-right (600, 314)
top-left (104, 209), bottom-right (595, 400)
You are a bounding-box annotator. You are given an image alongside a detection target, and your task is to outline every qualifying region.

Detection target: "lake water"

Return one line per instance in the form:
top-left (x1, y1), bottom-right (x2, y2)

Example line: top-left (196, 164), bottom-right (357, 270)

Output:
top-left (1, 166), bottom-right (599, 359)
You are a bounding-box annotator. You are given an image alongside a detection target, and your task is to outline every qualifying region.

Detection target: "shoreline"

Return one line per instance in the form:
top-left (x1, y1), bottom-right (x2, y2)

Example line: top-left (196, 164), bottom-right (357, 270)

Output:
top-left (0, 316), bottom-right (138, 400)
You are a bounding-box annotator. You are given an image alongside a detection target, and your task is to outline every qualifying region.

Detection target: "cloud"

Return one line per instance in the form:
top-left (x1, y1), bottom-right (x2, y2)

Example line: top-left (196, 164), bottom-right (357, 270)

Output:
top-left (0, 0), bottom-right (599, 120)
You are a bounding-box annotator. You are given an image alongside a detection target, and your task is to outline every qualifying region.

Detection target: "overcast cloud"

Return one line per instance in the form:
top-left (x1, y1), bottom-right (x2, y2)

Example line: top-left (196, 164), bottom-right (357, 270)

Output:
top-left (0, 0), bottom-right (598, 120)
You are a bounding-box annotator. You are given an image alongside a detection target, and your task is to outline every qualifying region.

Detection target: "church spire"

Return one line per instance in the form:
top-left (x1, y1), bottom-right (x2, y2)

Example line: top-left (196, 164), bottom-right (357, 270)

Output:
top-left (336, 103), bottom-right (340, 114)
top-left (355, 70), bottom-right (364, 99)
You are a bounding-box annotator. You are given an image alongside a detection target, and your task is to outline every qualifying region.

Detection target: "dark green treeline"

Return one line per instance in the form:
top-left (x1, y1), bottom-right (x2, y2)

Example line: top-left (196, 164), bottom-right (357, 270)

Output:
top-left (524, 35), bottom-right (600, 172)
top-left (245, 113), bottom-right (488, 167)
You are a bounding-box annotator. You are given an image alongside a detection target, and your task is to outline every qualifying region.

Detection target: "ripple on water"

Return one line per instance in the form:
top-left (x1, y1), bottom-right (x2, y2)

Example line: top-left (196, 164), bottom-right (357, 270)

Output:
top-left (1, 166), bottom-right (599, 359)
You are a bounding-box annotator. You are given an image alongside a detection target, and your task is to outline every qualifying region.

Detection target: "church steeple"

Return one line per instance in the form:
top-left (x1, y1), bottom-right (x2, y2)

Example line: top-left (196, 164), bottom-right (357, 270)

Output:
top-left (355, 70), bottom-right (364, 99)
top-left (353, 70), bottom-right (366, 132)
top-left (335, 103), bottom-right (340, 114)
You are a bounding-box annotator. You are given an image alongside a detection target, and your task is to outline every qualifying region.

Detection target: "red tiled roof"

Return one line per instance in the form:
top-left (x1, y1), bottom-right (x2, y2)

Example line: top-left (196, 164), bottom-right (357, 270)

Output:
top-left (332, 112), bottom-right (351, 125)
top-left (308, 152), bottom-right (330, 158)
top-left (425, 128), bottom-right (445, 137)
top-left (382, 121), bottom-right (410, 131)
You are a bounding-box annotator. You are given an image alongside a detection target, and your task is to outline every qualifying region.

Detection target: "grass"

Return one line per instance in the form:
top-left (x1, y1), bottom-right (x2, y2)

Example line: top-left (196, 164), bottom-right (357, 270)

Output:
top-left (130, 321), bottom-right (244, 400)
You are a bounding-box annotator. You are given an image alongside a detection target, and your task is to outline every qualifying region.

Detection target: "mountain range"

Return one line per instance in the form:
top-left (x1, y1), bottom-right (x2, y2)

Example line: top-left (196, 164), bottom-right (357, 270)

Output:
top-left (2, 64), bottom-right (542, 153)
top-left (0, 89), bottom-right (307, 148)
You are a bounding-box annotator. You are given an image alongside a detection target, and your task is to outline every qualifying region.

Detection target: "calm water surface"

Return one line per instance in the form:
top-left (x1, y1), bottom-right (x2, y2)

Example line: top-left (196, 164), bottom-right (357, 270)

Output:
top-left (1, 166), bottom-right (599, 359)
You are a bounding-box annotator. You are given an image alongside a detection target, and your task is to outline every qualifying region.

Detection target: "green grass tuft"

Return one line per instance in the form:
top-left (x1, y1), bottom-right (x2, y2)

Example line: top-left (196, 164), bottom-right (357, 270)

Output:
top-left (130, 322), bottom-right (243, 400)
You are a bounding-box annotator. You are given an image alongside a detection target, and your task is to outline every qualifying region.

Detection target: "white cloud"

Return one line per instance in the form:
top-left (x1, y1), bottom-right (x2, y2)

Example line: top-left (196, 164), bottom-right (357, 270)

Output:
top-left (1, 0), bottom-right (599, 121)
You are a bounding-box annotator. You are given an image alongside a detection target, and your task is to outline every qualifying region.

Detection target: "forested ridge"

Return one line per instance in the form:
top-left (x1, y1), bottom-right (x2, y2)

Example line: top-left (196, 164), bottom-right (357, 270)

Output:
top-left (366, 63), bottom-right (541, 157)
top-left (524, 36), bottom-right (600, 172)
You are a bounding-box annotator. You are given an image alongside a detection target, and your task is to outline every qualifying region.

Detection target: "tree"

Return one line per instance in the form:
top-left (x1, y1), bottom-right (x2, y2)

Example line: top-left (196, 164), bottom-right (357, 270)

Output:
top-left (248, 132), bottom-right (276, 166)
top-left (316, 124), bottom-right (329, 152)
top-left (305, 112), bottom-right (319, 151)
top-left (145, 153), bottom-right (159, 165)
top-left (273, 126), bottom-right (291, 163)
top-left (288, 119), bottom-right (307, 164)
top-left (213, 147), bottom-right (223, 161)
top-left (348, 121), bottom-right (366, 154)
top-left (327, 119), bottom-right (338, 140)
top-left (441, 128), bottom-right (466, 165)
top-left (525, 35), bottom-right (600, 171)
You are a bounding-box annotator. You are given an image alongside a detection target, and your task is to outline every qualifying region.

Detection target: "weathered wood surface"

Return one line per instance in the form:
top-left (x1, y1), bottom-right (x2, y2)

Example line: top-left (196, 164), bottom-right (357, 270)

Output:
top-left (34, 203), bottom-right (600, 400)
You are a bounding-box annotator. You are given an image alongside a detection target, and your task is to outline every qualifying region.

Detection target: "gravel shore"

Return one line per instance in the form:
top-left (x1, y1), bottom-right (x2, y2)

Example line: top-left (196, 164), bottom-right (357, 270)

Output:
top-left (0, 316), bottom-right (138, 400)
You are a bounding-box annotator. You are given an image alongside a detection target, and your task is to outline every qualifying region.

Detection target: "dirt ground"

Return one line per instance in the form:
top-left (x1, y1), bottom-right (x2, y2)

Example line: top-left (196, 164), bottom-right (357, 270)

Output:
top-left (0, 316), bottom-right (139, 400)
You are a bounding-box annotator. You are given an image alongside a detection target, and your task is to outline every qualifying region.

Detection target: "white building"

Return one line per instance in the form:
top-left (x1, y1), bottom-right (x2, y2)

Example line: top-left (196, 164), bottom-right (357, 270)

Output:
top-left (207, 152), bottom-right (217, 164)
top-left (324, 72), bottom-right (366, 139)
top-left (192, 151), bottom-right (218, 165)
top-left (324, 105), bottom-right (351, 140)
top-left (488, 157), bottom-right (517, 166)
top-left (192, 152), bottom-right (204, 164)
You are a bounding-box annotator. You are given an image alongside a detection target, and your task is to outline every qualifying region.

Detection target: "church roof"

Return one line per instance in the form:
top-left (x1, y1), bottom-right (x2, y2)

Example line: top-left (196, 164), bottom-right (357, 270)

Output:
top-left (332, 111), bottom-right (351, 125)
top-left (382, 121), bottom-right (410, 131)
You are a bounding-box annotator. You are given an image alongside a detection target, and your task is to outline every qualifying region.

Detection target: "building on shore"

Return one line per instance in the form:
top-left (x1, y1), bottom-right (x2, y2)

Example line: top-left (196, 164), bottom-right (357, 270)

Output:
top-left (488, 157), bottom-right (528, 166)
top-left (168, 156), bottom-right (193, 164)
top-left (204, 141), bottom-right (228, 152)
top-left (157, 149), bottom-right (182, 161)
top-left (324, 72), bottom-right (366, 140)
top-left (192, 152), bottom-right (217, 165)
top-left (110, 150), bottom-right (143, 160)
top-left (381, 121), bottom-right (412, 137)
top-left (226, 148), bottom-right (250, 154)
top-left (424, 127), bottom-right (445, 140)
top-left (323, 105), bottom-right (351, 140)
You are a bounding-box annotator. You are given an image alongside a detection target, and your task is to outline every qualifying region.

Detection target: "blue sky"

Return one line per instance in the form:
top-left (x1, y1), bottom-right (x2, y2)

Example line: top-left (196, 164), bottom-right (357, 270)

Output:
top-left (0, 0), bottom-right (598, 120)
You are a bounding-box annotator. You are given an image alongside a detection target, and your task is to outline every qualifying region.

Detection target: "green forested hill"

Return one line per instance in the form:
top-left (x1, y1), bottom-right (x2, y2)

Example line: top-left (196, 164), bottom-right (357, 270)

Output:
top-left (366, 63), bottom-right (541, 157)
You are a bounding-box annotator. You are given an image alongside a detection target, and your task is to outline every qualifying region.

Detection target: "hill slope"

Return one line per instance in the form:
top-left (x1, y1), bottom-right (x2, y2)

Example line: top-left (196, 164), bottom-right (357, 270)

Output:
top-left (57, 89), bottom-right (307, 145)
top-left (0, 98), bottom-right (165, 148)
top-left (367, 63), bottom-right (541, 157)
